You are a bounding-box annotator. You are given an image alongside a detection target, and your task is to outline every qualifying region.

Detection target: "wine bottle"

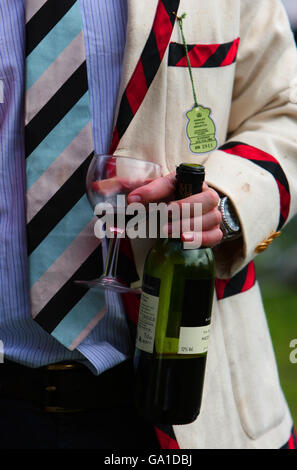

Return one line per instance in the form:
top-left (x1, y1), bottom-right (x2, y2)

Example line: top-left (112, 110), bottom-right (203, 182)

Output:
top-left (133, 163), bottom-right (215, 425)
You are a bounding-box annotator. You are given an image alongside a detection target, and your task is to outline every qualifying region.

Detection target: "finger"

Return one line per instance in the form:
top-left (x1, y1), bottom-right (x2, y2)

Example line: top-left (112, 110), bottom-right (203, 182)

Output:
top-left (169, 186), bottom-right (220, 217)
top-left (127, 172), bottom-right (176, 203)
top-left (202, 226), bottom-right (223, 247)
top-left (201, 207), bottom-right (222, 231)
top-left (181, 226), bottom-right (223, 248)
top-left (164, 207), bottom-right (222, 235)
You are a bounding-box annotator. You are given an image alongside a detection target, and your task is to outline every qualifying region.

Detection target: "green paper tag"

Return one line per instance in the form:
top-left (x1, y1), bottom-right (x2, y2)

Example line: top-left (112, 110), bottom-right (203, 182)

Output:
top-left (186, 105), bottom-right (218, 154)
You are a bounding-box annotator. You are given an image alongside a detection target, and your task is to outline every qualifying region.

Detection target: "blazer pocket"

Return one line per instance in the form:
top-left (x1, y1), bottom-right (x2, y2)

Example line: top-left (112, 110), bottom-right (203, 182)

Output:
top-left (219, 282), bottom-right (286, 440)
top-left (168, 38), bottom-right (240, 68)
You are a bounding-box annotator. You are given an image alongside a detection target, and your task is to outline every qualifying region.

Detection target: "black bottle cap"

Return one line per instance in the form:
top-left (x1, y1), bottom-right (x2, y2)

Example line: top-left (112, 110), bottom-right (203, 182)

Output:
top-left (176, 163), bottom-right (205, 175)
top-left (176, 163), bottom-right (205, 199)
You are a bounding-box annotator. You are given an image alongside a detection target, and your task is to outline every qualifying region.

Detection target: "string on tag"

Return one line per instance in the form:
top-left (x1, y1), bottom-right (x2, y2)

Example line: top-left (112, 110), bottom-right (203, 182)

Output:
top-left (173, 12), bottom-right (199, 108)
top-left (173, 11), bottom-right (218, 154)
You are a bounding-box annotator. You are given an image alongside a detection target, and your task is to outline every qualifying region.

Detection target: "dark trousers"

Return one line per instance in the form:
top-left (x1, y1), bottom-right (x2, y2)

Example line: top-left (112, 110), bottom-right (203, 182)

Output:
top-left (0, 398), bottom-right (160, 449)
top-left (0, 359), bottom-right (160, 449)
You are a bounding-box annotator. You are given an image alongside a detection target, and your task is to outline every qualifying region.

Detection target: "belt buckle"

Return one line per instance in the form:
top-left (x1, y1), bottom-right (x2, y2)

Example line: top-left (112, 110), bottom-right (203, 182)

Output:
top-left (45, 363), bottom-right (81, 371)
top-left (44, 362), bottom-right (86, 413)
top-left (44, 406), bottom-right (85, 413)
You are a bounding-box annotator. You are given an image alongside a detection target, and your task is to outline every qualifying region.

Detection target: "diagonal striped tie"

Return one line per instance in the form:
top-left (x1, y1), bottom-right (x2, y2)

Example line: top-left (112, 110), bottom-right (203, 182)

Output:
top-left (24, 0), bottom-right (182, 449)
top-left (25, 0), bottom-right (106, 349)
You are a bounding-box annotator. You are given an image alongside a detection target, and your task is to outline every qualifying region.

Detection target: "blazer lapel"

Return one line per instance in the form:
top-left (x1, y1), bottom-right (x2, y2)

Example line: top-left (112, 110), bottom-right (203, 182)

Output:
top-left (110, 0), bottom-right (180, 154)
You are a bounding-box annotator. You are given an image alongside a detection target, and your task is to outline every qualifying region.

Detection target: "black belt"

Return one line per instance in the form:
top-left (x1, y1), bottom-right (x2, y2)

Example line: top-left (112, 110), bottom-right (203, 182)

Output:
top-left (0, 359), bottom-right (135, 413)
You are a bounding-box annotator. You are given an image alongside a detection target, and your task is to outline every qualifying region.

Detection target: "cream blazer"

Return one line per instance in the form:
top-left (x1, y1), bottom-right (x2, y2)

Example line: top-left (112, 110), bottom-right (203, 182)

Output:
top-left (113, 0), bottom-right (297, 449)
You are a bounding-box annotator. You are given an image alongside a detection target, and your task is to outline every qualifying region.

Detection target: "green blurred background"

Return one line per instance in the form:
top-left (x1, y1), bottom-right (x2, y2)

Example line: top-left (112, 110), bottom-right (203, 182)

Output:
top-left (255, 215), bottom-right (297, 425)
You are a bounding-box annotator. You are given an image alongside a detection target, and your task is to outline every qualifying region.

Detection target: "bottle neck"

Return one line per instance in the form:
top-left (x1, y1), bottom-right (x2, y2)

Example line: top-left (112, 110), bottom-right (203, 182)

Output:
top-left (176, 180), bottom-right (203, 200)
top-left (162, 237), bottom-right (208, 253)
top-left (169, 164), bottom-right (205, 248)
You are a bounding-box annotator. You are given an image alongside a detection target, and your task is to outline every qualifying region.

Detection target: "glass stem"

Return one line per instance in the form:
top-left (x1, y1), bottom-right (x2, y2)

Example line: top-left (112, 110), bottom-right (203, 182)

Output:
top-left (103, 236), bottom-right (121, 279)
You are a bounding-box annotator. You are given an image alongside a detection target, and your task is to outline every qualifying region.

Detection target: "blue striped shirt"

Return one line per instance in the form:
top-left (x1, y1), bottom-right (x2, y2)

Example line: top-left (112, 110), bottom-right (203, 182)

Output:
top-left (0, 0), bottom-right (132, 374)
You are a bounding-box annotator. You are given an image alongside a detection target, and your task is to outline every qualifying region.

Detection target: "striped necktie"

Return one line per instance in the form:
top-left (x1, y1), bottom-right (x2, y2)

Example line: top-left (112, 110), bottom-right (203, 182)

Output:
top-left (25, 0), bottom-right (106, 349)
top-left (25, 0), bottom-right (182, 449)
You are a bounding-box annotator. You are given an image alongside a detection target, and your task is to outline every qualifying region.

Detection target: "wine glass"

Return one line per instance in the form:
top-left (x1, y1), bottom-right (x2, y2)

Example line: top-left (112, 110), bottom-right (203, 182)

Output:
top-left (75, 154), bottom-right (162, 293)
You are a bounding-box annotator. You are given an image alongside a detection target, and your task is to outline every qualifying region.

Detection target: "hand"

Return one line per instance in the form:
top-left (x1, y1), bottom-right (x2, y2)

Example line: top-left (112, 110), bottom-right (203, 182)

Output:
top-left (126, 172), bottom-right (223, 247)
top-left (91, 177), bottom-right (154, 196)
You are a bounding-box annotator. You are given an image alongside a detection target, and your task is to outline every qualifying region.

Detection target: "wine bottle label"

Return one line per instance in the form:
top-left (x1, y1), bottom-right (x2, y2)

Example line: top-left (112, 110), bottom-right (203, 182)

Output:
top-left (178, 325), bottom-right (211, 354)
top-left (177, 277), bottom-right (212, 354)
top-left (136, 274), bottom-right (160, 354)
top-left (137, 271), bottom-right (213, 356)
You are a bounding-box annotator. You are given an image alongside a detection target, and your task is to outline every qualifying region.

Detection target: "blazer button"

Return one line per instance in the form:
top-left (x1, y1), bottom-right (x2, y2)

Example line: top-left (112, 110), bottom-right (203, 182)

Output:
top-left (255, 230), bottom-right (281, 254)
top-left (255, 242), bottom-right (268, 253)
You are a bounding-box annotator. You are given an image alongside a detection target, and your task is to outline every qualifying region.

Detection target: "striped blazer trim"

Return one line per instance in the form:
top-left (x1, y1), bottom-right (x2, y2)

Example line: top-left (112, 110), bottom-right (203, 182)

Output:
top-left (215, 262), bottom-right (256, 301)
top-left (168, 37), bottom-right (240, 68)
top-left (109, 0), bottom-right (180, 153)
top-left (219, 141), bottom-right (291, 231)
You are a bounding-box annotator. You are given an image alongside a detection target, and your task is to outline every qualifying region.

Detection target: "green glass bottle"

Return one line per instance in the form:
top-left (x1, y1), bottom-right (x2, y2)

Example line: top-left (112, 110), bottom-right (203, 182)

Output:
top-left (133, 163), bottom-right (215, 425)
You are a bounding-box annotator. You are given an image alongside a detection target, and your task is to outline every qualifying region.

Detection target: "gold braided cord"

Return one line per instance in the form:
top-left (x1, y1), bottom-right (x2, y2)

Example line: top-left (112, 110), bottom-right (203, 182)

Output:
top-left (255, 230), bottom-right (281, 253)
